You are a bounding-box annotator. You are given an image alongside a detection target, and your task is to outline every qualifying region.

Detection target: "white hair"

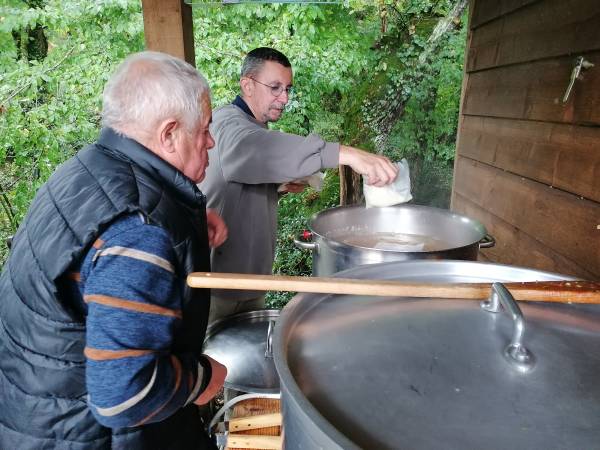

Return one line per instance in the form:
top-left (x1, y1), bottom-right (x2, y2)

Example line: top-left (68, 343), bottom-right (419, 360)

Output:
top-left (101, 51), bottom-right (210, 133)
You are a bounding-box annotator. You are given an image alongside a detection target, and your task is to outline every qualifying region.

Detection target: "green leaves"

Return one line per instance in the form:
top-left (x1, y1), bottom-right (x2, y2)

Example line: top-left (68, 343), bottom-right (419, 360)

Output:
top-left (0, 0), bottom-right (143, 255)
top-left (0, 0), bottom-right (465, 289)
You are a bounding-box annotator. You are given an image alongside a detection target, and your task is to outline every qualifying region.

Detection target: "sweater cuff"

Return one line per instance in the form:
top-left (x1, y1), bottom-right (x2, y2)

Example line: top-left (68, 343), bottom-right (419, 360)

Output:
top-left (198, 355), bottom-right (213, 392)
top-left (185, 355), bottom-right (213, 405)
top-left (321, 142), bottom-right (340, 169)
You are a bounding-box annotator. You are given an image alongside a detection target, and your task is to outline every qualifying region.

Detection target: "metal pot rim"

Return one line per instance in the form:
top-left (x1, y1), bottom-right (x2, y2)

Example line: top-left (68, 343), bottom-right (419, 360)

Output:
top-left (273, 260), bottom-right (583, 448)
top-left (306, 204), bottom-right (487, 252)
top-left (204, 309), bottom-right (281, 394)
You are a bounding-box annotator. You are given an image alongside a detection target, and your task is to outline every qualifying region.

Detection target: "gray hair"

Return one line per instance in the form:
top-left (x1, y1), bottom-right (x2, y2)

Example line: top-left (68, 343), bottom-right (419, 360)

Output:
top-left (241, 47), bottom-right (291, 78)
top-left (102, 51), bottom-right (210, 133)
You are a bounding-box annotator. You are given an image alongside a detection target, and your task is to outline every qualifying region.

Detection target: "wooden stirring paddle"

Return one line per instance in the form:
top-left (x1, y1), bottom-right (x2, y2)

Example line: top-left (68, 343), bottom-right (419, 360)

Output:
top-left (187, 272), bottom-right (600, 304)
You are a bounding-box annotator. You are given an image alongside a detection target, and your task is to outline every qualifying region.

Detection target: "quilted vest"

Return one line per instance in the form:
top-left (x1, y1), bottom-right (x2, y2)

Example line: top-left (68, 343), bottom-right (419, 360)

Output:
top-left (0, 128), bottom-right (213, 449)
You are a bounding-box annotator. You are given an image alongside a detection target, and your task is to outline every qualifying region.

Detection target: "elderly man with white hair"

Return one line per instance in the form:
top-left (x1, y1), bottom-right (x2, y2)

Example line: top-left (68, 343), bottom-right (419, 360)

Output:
top-left (0, 51), bottom-right (226, 449)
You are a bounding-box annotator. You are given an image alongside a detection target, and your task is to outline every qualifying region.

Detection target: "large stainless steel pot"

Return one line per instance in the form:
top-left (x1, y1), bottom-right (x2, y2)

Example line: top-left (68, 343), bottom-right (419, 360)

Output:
top-left (294, 205), bottom-right (495, 276)
top-left (273, 261), bottom-right (600, 450)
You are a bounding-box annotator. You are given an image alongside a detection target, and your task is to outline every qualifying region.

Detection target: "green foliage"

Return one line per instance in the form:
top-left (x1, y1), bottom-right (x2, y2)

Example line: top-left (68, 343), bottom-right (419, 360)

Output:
top-left (385, 13), bottom-right (466, 207)
top-left (387, 21), bottom-right (465, 164)
top-left (0, 1), bottom-right (467, 309)
top-left (0, 0), bottom-right (144, 261)
top-left (266, 172), bottom-right (340, 308)
top-left (192, 2), bottom-right (378, 138)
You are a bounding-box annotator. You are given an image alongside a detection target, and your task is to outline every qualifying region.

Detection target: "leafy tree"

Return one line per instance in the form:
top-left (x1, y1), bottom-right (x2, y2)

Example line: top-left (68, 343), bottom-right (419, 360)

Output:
top-left (0, 1), bottom-right (467, 310)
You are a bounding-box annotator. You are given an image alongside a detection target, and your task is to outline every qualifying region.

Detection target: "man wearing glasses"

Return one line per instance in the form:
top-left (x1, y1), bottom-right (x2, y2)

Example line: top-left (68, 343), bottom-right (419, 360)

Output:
top-left (200, 47), bottom-right (397, 321)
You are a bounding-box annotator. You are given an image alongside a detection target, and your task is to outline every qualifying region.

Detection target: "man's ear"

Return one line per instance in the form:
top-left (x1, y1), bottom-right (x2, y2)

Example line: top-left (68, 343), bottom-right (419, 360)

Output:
top-left (157, 119), bottom-right (179, 154)
top-left (240, 77), bottom-right (253, 98)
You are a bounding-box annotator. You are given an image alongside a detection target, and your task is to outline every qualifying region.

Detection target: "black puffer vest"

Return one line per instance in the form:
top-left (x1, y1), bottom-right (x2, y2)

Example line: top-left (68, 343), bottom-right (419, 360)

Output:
top-left (0, 128), bottom-right (213, 449)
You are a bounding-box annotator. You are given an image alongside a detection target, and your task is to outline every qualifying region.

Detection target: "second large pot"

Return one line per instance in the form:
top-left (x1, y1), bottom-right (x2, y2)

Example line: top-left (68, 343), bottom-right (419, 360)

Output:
top-left (273, 261), bottom-right (600, 450)
top-left (294, 204), bottom-right (494, 276)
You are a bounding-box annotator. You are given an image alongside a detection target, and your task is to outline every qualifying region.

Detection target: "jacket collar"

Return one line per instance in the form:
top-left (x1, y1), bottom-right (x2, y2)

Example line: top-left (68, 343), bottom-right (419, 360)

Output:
top-left (96, 127), bottom-right (206, 207)
top-left (232, 95), bottom-right (256, 119)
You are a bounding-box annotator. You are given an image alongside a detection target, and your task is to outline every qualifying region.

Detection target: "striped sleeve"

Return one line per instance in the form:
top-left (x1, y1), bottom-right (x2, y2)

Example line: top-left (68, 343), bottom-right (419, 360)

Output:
top-left (80, 214), bottom-right (208, 428)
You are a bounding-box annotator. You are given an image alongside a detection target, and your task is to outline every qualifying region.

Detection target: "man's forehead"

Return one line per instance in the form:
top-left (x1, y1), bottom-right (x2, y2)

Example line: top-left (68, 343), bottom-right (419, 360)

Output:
top-left (257, 60), bottom-right (293, 83)
top-left (199, 96), bottom-right (212, 124)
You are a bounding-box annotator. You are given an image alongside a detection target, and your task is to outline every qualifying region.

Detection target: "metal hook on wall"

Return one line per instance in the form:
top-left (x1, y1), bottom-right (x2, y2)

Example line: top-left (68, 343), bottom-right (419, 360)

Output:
top-left (562, 56), bottom-right (595, 104)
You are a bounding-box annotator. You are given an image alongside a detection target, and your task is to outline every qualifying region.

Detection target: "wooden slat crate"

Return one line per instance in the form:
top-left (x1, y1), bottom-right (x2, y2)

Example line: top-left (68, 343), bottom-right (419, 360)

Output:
top-left (226, 398), bottom-right (281, 450)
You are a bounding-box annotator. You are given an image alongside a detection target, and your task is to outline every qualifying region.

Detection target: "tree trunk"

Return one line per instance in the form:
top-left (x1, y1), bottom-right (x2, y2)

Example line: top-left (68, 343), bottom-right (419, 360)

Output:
top-left (339, 0), bottom-right (467, 206)
top-left (372, 0), bottom-right (467, 152)
top-left (11, 0), bottom-right (48, 62)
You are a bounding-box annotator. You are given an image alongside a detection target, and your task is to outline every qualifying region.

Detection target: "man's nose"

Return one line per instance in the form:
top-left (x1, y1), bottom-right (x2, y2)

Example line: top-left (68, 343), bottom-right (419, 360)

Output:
top-left (207, 132), bottom-right (215, 150)
top-left (277, 90), bottom-right (289, 103)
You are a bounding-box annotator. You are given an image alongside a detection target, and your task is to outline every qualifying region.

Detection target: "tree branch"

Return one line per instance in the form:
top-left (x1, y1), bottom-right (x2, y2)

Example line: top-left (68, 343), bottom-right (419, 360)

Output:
top-left (0, 45), bottom-right (76, 106)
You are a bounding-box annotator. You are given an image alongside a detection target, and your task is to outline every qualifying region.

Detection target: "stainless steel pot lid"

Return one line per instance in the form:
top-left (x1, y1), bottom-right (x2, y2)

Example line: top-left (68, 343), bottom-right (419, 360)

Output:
top-left (274, 261), bottom-right (600, 450)
top-left (204, 309), bottom-right (280, 394)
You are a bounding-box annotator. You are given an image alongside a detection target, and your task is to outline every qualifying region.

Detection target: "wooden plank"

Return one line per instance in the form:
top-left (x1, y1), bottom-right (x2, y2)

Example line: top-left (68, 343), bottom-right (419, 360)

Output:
top-left (468, 0), bottom-right (600, 71)
top-left (462, 51), bottom-right (600, 124)
top-left (470, 0), bottom-right (539, 29)
top-left (141, 0), bottom-right (195, 66)
top-left (456, 116), bottom-right (600, 203)
top-left (454, 193), bottom-right (598, 280)
top-left (453, 157), bottom-right (600, 277)
top-left (228, 398), bottom-right (281, 450)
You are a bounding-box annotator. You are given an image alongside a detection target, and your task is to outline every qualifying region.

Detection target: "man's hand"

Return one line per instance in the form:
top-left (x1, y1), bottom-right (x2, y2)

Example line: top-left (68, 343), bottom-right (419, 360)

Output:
top-left (339, 145), bottom-right (398, 187)
top-left (194, 356), bottom-right (227, 406)
top-left (206, 209), bottom-right (228, 248)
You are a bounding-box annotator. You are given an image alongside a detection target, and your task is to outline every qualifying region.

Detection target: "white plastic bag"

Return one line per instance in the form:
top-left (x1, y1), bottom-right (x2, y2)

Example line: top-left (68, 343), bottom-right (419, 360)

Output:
top-left (363, 158), bottom-right (412, 208)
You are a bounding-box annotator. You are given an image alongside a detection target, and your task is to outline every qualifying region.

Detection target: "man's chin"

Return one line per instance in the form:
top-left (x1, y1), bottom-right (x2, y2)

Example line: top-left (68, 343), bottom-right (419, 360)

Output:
top-left (269, 110), bottom-right (284, 122)
top-left (194, 171), bottom-right (206, 184)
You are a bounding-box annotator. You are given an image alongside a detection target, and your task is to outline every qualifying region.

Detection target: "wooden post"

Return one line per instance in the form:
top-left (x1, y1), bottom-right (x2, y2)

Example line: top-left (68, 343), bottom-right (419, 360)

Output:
top-left (449, 0), bottom-right (473, 211)
top-left (141, 0), bottom-right (196, 66)
top-left (339, 164), bottom-right (363, 206)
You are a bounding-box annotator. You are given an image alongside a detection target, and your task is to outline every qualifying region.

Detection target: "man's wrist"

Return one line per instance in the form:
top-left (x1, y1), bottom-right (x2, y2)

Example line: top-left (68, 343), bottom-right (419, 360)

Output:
top-left (338, 144), bottom-right (356, 166)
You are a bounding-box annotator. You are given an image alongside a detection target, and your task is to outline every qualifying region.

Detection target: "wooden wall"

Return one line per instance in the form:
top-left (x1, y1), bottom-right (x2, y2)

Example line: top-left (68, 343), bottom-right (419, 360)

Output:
top-left (451, 0), bottom-right (600, 280)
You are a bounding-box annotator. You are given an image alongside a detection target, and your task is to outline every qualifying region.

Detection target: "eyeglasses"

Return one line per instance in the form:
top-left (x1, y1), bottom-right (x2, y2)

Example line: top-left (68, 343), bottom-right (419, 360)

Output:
top-left (249, 77), bottom-right (294, 98)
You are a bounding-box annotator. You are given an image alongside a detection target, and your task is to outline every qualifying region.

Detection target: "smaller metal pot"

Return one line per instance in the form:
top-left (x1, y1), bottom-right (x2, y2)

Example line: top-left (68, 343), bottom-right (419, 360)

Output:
top-left (203, 309), bottom-right (280, 394)
top-left (294, 204), bottom-right (495, 276)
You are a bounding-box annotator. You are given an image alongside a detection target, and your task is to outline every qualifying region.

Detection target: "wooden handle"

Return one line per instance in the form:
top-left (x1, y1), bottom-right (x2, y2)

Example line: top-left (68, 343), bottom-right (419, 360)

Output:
top-left (187, 272), bottom-right (600, 304)
top-left (229, 413), bottom-right (282, 432)
top-left (226, 434), bottom-right (282, 450)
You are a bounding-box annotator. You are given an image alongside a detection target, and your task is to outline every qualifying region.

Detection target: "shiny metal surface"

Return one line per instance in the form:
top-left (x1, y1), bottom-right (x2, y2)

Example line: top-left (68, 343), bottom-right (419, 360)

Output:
top-left (204, 309), bottom-right (280, 393)
top-left (299, 204), bottom-right (492, 275)
top-left (482, 283), bottom-right (535, 373)
top-left (274, 261), bottom-right (600, 450)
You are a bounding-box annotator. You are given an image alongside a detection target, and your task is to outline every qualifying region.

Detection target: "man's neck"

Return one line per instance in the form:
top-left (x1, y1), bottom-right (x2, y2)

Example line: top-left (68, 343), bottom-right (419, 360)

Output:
top-left (238, 95), bottom-right (267, 124)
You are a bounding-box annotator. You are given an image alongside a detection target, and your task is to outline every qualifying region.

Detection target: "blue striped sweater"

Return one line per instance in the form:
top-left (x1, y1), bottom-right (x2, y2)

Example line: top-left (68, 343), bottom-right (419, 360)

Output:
top-left (66, 213), bottom-right (210, 428)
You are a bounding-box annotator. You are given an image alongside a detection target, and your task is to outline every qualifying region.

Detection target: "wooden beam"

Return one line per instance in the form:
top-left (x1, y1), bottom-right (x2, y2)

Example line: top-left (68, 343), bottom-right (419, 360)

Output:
top-left (451, 0), bottom-right (475, 210)
top-left (141, 0), bottom-right (195, 66)
top-left (339, 165), bottom-right (362, 206)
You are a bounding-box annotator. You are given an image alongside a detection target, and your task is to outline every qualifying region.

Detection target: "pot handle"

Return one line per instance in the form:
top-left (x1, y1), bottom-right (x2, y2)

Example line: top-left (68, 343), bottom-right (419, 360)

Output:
top-left (293, 230), bottom-right (318, 252)
top-left (265, 320), bottom-right (275, 359)
top-left (479, 233), bottom-right (496, 249)
top-left (481, 283), bottom-right (535, 373)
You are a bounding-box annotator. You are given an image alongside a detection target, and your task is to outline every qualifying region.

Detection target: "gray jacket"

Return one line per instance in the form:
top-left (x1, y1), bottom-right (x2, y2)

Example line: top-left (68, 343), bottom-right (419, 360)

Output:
top-left (199, 103), bottom-right (339, 300)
